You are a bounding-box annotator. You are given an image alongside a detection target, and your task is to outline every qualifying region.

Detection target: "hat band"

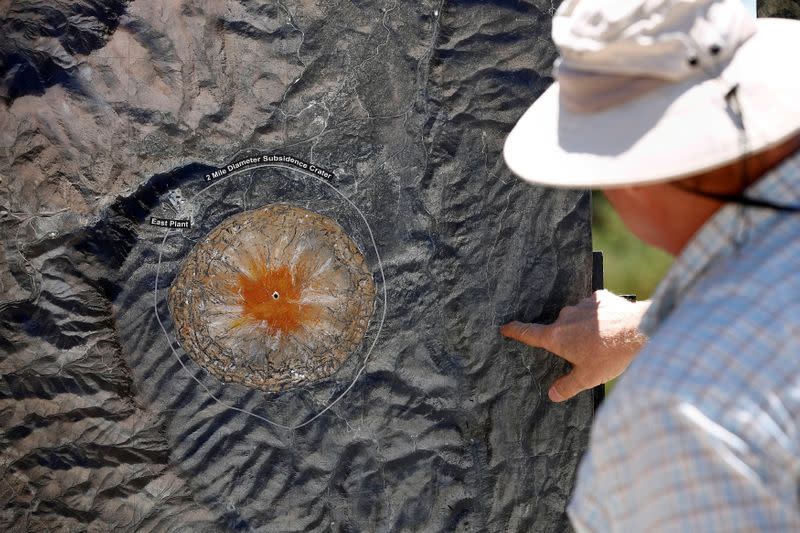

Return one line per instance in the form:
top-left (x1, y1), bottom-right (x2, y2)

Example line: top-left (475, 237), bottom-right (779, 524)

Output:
top-left (555, 63), bottom-right (673, 113)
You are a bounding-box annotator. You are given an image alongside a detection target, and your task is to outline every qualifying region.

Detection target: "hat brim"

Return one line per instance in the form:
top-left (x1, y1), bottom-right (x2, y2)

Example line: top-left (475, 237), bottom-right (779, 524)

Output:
top-left (504, 18), bottom-right (800, 189)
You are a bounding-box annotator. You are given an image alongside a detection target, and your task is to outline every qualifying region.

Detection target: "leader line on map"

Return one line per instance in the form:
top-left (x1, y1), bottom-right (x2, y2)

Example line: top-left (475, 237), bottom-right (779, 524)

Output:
top-left (204, 155), bottom-right (335, 182)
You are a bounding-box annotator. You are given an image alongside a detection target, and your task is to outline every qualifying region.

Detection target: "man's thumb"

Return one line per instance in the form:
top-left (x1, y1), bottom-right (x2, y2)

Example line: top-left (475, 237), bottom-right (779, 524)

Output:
top-left (548, 370), bottom-right (587, 402)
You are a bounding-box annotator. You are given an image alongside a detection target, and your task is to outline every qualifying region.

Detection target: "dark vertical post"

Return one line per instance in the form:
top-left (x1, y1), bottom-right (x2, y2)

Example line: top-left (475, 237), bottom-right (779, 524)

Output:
top-left (591, 251), bottom-right (606, 410)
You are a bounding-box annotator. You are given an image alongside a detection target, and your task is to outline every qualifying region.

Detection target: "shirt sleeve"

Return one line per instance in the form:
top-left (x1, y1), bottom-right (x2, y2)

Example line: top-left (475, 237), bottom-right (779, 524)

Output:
top-left (567, 394), bottom-right (800, 532)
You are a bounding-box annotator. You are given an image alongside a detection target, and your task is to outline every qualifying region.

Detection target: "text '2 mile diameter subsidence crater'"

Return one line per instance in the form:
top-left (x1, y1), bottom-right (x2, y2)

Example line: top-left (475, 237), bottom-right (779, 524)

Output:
top-left (168, 204), bottom-right (376, 392)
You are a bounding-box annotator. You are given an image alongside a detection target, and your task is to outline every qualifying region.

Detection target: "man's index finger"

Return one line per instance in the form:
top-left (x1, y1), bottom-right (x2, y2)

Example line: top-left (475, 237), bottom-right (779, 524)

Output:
top-left (500, 321), bottom-right (553, 351)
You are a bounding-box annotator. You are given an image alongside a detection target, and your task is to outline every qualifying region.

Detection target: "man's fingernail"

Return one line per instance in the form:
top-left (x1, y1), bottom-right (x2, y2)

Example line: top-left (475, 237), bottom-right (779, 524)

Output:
top-left (548, 386), bottom-right (564, 402)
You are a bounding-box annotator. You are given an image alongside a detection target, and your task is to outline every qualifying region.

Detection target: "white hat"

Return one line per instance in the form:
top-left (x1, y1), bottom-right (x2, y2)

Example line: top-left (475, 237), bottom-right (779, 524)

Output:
top-left (503, 0), bottom-right (800, 188)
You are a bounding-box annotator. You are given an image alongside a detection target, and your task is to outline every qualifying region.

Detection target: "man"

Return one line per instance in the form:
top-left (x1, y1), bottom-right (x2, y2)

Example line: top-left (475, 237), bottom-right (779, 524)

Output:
top-left (499, 0), bottom-right (800, 530)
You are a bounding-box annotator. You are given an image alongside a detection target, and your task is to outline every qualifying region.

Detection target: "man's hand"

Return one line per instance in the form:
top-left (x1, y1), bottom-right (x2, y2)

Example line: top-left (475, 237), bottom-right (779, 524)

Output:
top-left (500, 290), bottom-right (651, 402)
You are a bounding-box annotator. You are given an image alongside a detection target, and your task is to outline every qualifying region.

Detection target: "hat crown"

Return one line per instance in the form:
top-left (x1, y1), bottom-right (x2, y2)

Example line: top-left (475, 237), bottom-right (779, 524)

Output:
top-left (553, 0), bottom-right (757, 80)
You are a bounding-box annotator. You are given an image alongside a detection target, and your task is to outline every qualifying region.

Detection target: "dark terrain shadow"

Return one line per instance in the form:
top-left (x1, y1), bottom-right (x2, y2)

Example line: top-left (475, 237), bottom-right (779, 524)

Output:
top-left (0, 0), bottom-right (129, 102)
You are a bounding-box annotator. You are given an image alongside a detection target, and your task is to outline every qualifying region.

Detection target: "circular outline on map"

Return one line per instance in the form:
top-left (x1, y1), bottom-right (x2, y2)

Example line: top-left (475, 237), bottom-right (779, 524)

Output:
top-left (153, 159), bottom-right (387, 430)
top-left (167, 204), bottom-right (377, 393)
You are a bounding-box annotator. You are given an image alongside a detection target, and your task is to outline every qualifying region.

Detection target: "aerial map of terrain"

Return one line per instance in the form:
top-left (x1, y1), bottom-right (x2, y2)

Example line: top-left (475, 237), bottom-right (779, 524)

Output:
top-left (0, 1), bottom-right (594, 531)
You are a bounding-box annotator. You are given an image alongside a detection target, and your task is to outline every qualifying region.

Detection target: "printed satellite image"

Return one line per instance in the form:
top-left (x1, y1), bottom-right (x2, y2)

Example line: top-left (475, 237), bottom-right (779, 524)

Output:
top-left (1, 0), bottom-right (595, 531)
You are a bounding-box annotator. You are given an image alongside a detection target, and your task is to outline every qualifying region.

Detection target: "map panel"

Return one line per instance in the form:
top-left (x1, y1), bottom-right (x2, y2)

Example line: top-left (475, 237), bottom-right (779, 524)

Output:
top-left (1, 1), bottom-right (594, 531)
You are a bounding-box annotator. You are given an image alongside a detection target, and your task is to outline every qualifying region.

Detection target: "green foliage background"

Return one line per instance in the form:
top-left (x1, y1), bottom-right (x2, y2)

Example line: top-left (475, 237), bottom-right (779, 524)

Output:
top-left (592, 192), bottom-right (672, 300)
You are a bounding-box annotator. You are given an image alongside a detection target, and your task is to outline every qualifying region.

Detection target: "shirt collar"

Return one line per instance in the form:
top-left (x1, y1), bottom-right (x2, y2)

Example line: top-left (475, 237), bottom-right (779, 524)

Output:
top-left (640, 149), bottom-right (800, 337)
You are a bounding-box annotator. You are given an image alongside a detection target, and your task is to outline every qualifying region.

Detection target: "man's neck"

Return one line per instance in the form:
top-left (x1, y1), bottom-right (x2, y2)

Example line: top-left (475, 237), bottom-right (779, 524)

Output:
top-left (664, 133), bottom-right (800, 254)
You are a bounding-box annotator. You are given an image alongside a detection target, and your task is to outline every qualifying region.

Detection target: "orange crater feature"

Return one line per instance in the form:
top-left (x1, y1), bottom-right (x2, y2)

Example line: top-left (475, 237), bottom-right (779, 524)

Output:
top-left (235, 260), bottom-right (318, 336)
top-left (168, 204), bottom-right (376, 392)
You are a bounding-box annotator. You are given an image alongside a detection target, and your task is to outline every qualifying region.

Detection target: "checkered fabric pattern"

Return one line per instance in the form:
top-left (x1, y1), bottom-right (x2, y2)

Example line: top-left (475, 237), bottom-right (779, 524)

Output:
top-left (568, 150), bottom-right (800, 532)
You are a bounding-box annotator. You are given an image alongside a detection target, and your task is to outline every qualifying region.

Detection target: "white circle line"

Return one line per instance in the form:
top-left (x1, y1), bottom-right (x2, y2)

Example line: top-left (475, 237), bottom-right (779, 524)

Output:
top-left (152, 161), bottom-right (388, 430)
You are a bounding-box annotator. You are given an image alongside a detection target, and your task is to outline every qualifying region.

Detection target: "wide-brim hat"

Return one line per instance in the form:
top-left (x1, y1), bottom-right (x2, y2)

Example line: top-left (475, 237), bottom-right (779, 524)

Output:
top-left (504, 0), bottom-right (800, 189)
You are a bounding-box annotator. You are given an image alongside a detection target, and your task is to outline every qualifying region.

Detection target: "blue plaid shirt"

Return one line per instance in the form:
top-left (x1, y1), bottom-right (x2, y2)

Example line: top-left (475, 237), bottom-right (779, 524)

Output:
top-left (569, 150), bottom-right (800, 532)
